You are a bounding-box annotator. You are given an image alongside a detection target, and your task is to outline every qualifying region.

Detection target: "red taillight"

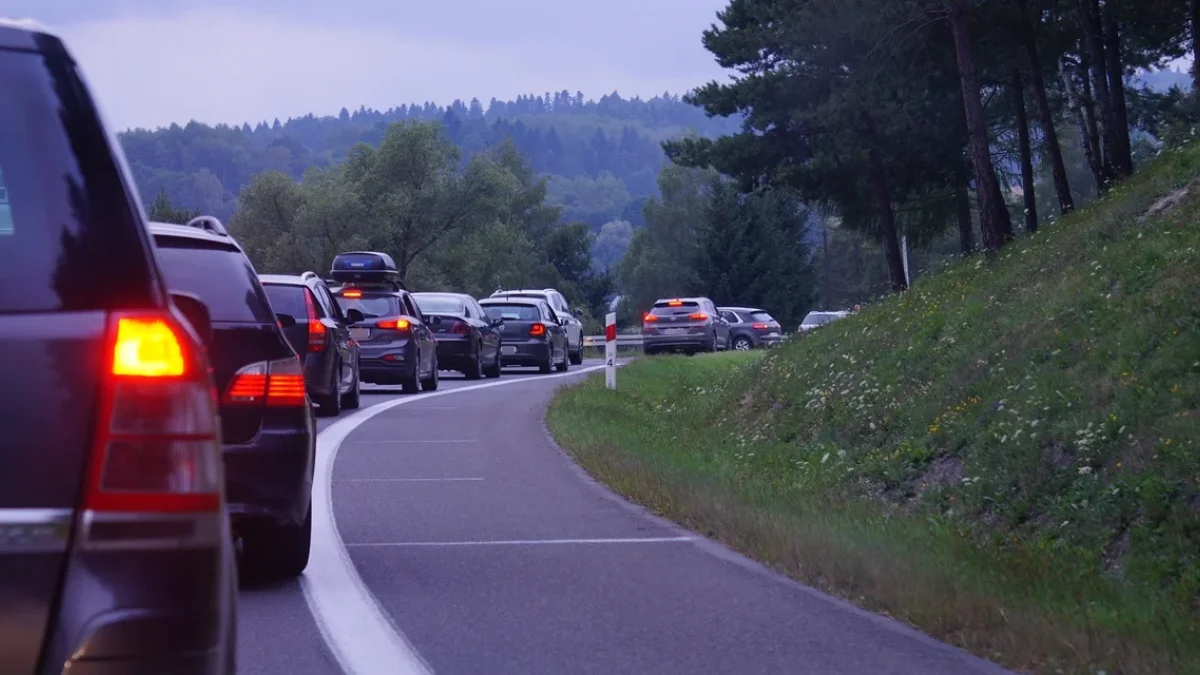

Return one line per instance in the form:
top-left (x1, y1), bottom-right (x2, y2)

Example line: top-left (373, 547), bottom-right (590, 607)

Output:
top-left (451, 321), bottom-right (470, 334)
top-left (643, 313), bottom-right (658, 322)
top-left (306, 291), bottom-right (326, 353)
top-left (752, 323), bottom-right (769, 329)
top-left (529, 323), bottom-right (547, 337)
top-left (86, 312), bottom-right (222, 513)
top-left (377, 318), bottom-right (411, 331)
top-left (689, 312), bottom-right (709, 321)
top-left (223, 357), bottom-right (308, 407)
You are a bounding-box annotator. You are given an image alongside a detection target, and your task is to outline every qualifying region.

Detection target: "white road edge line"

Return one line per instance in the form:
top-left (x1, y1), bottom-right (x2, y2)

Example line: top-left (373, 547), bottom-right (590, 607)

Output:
top-left (300, 365), bottom-right (607, 675)
top-left (337, 477), bottom-right (485, 483)
top-left (343, 439), bottom-right (480, 444)
top-left (347, 536), bottom-right (695, 548)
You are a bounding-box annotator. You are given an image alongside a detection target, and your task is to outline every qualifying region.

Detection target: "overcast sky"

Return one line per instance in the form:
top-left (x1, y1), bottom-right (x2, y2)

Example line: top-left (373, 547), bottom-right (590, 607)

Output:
top-left (12, 1), bottom-right (730, 130)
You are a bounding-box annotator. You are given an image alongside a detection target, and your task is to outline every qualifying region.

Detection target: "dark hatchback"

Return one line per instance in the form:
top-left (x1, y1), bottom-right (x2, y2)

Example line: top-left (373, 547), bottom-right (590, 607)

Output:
top-left (260, 272), bottom-right (362, 416)
top-left (328, 252), bottom-right (439, 393)
top-left (478, 297), bottom-right (570, 373)
top-left (150, 220), bottom-right (315, 580)
top-left (412, 292), bottom-right (502, 379)
top-left (718, 306), bottom-right (784, 350)
top-left (0, 20), bottom-right (235, 674)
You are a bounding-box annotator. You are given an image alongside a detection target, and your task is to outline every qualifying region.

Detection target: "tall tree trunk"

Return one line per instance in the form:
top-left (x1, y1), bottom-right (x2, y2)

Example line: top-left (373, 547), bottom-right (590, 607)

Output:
top-left (1066, 55), bottom-right (1106, 190)
top-left (1079, 0), bottom-right (1118, 182)
top-left (1104, 12), bottom-right (1133, 177)
top-left (1193, 0), bottom-right (1200, 94)
top-left (949, 1), bottom-right (1013, 251)
top-left (1012, 70), bottom-right (1039, 233)
top-left (954, 162), bottom-right (976, 254)
top-left (1017, 0), bottom-right (1074, 214)
top-left (821, 216), bottom-right (831, 307)
top-left (862, 114), bottom-right (908, 292)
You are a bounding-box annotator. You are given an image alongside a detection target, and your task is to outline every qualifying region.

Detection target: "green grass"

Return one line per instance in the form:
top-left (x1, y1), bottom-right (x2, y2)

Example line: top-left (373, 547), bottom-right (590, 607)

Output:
top-left (547, 144), bottom-right (1200, 675)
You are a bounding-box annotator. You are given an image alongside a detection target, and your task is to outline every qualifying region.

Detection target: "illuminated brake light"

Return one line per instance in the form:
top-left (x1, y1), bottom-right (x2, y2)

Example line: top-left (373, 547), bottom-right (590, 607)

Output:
top-left (529, 323), bottom-right (546, 337)
top-left (642, 313), bottom-right (658, 322)
top-left (305, 291), bottom-right (327, 353)
top-left (111, 317), bottom-right (186, 377)
top-left (377, 318), bottom-right (410, 331)
top-left (667, 300), bottom-right (683, 307)
top-left (86, 311), bottom-right (222, 514)
top-left (689, 312), bottom-right (709, 321)
top-left (341, 289), bottom-right (362, 298)
top-left (223, 358), bottom-right (308, 406)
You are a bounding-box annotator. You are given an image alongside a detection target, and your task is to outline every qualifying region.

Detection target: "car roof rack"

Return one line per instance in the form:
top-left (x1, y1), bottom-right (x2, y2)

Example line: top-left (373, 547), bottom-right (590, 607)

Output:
top-left (184, 215), bottom-right (228, 236)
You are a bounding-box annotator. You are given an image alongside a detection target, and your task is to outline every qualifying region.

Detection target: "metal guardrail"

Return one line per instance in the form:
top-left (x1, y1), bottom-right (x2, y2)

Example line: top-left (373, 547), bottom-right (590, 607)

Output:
top-left (583, 335), bottom-right (644, 348)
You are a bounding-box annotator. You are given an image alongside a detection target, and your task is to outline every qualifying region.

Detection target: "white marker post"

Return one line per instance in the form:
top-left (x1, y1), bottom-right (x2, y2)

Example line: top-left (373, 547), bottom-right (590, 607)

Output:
top-left (604, 312), bottom-right (617, 390)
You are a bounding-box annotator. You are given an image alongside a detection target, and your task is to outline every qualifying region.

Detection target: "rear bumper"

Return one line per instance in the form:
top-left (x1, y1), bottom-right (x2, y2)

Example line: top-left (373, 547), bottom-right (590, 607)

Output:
top-left (643, 331), bottom-right (710, 351)
top-left (499, 340), bottom-right (550, 366)
top-left (433, 336), bottom-right (474, 370)
top-left (358, 342), bottom-right (417, 382)
top-left (224, 422), bottom-right (314, 527)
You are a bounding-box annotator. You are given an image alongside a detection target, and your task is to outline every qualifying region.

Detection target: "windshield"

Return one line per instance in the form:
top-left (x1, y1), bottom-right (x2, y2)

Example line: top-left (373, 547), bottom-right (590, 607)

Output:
top-left (413, 295), bottom-right (466, 315)
top-left (482, 304), bottom-right (540, 321)
top-left (802, 313), bottom-right (835, 326)
top-left (335, 294), bottom-right (400, 319)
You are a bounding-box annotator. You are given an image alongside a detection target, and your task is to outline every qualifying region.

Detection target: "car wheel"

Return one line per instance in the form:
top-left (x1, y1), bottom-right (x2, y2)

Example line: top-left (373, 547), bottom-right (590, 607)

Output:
top-left (569, 341), bottom-right (584, 365)
top-left (484, 349), bottom-right (502, 378)
top-left (242, 505), bottom-right (311, 580)
top-left (706, 333), bottom-right (718, 352)
top-left (464, 343), bottom-right (484, 380)
top-left (401, 362), bottom-right (421, 394)
top-left (421, 362), bottom-right (439, 391)
top-left (317, 366), bottom-right (341, 417)
top-left (341, 366), bottom-right (361, 409)
top-left (539, 349), bottom-right (553, 374)
top-left (733, 336), bottom-right (753, 351)
top-left (555, 344), bottom-right (569, 372)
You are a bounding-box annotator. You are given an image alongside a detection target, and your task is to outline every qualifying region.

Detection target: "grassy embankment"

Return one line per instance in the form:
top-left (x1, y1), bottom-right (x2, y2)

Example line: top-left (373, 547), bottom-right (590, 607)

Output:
top-left (547, 144), bottom-right (1200, 674)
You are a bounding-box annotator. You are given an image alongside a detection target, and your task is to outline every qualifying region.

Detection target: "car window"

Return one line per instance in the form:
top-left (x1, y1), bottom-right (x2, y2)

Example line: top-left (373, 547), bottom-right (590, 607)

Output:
top-left (482, 303), bottom-right (540, 321)
top-left (320, 285), bottom-right (345, 320)
top-left (750, 311), bottom-right (776, 323)
top-left (650, 301), bottom-right (700, 316)
top-left (154, 240), bottom-right (275, 324)
top-left (262, 283), bottom-right (309, 320)
top-left (335, 294), bottom-right (399, 318)
top-left (401, 293), bottom-right (421, 318)
top-left (413, 295), bottom-right (466, 315)
top-left (0, 47), bottom-right (154, 313)
top-left (721, 311), bottom-right (740, 323)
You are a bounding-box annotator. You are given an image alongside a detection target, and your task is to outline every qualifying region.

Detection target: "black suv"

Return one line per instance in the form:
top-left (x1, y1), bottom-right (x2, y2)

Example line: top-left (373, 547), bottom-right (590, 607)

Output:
top-left (150, 218), bottom-right (315, 580)
top-left (328, 251), bottom-right (439, 393)
top-left (0, 20), bottom-right (235, 674)
top-left (260, 272), bottom-right (362, 416)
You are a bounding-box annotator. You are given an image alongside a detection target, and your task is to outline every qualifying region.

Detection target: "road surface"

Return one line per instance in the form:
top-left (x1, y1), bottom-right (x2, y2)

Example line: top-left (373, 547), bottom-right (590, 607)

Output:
top-left (237, 359), bottom-right (1011, 675)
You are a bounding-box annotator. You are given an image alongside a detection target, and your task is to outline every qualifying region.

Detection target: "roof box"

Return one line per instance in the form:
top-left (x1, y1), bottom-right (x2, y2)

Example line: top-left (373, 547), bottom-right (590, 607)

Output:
top-left (330, 251), bottom-right (401, 285)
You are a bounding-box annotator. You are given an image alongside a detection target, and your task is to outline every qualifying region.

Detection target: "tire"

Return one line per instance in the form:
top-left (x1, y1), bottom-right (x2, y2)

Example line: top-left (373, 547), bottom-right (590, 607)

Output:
top-left (242, 505), bottom-right (311, 580)
top-left (733, 336), bottom-right (754, 351)
top-left (538, 348), bottom-right (553, 374)
top-left (401, 362), bottom-right (421, 393)
top-left (484, 349), bottom-right (502, 378)
top-left (569, 341), bottom-right (584, 365)
top-left (421, 362), bottom-right (439, 391)
top-left (706, 333), bottom-right (718, 353)
top-left (464, 343), bottom-right (484, 380)
top-left (316, 366), bottom-right (341, 417)
top-left (341, 366), bottom-right (361, 409)
top-left (555, 345), bottom-right (569, 372)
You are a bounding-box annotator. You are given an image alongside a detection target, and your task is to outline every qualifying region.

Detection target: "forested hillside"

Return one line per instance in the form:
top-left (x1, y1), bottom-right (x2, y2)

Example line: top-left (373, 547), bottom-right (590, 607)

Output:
top-left (118, 92), bottom-right (741, 235)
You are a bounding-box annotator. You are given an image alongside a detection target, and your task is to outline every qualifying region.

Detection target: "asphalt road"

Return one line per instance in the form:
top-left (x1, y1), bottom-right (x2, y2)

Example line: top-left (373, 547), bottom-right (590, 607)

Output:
top-left (236, 358), bottom-right (1012, 675)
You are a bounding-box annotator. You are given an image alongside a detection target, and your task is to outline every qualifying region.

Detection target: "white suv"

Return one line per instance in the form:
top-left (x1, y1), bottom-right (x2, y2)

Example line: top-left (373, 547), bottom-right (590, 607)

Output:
top-left (491, 288), bottom-right (585, 364)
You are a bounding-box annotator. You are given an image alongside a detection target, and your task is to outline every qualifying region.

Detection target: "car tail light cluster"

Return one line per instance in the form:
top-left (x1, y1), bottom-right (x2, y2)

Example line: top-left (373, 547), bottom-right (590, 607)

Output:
top-left (689, 312), bottom-right (709, 321)
top-left (451, 321), bottom-right (470, 334)
top-left (86, 313), bottom-right (222, 513)
top-left (305, 291), bottom-right (326, 353)
top-left (377, 318), bottom-right (410, 331)
top-left (752, 323), bottom-right (769, 329)
top-left (223, 357), bottom-right (307, 407)
top-left (529, 323), bottom-right (547, 337)
top-left (642, 313), bottom-right (658, 323)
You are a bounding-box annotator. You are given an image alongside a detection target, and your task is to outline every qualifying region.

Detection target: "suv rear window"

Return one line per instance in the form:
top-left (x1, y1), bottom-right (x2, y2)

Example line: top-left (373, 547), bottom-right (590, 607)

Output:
top-left (335, 293), bottom-right (400, 319)
top-left (0, 47), bottom-right (153, 313)
top-left (413, 295), bottom-right (465, 315)
top-left (263, 283), bottom-right (310, 320)
top-left (750, 311), bottom-right (776, 323)
top-left (650, 301), bottom-right (700, 316)
top-left (154, 239), bottom-right (275, 324)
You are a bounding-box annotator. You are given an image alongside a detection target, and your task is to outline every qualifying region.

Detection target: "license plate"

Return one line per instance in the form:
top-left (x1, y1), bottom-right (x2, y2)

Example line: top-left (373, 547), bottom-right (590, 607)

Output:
top-left (768, 331), bottom-right (780, 337)
top-left (663, 328), bottom-right (688, 335)
top-left (350, 327), bottom-right (371, 341)
top-left (501, 345), bottom-right (517, 355)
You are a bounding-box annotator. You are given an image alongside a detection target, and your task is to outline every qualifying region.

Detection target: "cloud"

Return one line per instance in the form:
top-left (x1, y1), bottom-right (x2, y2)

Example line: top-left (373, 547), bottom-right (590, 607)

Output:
top-left (56, 5), bottom-right (726, 130)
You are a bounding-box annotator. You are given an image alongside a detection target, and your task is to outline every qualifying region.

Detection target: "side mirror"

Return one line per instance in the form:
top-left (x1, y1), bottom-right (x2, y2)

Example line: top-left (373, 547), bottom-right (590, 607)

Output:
top-left (276, 313), bottom-right (298, 329)
top-left (171, 292), bottom-right (212, 345)
top-left (572, 307), bottom-right (584, 317)
top-left (345, 308), bottom-right (366, 324)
